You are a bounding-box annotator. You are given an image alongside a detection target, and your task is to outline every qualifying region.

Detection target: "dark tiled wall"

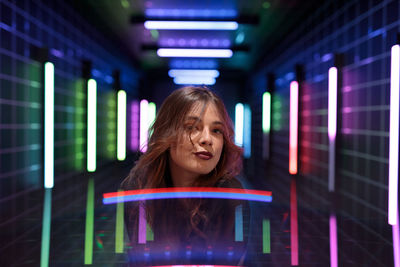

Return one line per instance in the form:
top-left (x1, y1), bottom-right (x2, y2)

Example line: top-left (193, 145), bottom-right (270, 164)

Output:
top-left (250, 0), bottom-right (398, 266)
top-left (0, 0), bottom-right (138, 265)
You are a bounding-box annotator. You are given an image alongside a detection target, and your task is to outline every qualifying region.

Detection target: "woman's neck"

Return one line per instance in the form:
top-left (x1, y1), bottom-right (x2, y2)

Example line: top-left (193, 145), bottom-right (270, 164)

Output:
top-left (169, 160), bottom-right (199, 187)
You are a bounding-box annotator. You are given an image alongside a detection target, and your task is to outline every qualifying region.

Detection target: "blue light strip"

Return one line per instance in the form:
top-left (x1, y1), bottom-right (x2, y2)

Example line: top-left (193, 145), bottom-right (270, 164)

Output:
top-left (104, 192), bottom-right (272, 204)
top-left (168, 69), bottom-right (220, 78)
top-left (145, 9), bottom-right (238, 18)
top-left (235, 204), bottom-right (243, 241)
top-left (243, 104), bottom-right (252, 158)
top-left (173, 76), bottom-right (216, 85)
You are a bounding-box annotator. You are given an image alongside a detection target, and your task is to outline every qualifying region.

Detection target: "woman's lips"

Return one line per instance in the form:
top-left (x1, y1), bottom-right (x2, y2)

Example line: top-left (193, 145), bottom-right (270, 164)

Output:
top-left (194, 152), bottom-right (213, 160)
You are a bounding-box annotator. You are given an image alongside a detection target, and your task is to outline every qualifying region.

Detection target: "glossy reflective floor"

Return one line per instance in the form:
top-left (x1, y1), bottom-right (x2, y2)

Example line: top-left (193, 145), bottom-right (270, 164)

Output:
top-left (5, 159), bottom-right (388, 267)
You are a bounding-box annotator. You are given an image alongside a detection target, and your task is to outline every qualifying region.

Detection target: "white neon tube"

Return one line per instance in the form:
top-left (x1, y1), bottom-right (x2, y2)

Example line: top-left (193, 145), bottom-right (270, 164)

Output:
top-left (328, 67), bottom-right (337, 192)
top-left (173, 76), bottom-right (216, 85)
top-left (140, 100), bottom-right (149, 152)
top-left (144, 21), bottom-right (238, 30)
top-left (168, 69), bottom-right (220, 78)
top-left (235, 103), bottom-right (244, 147)
top-left (157, 48), bottom-right (233, 58)
top-left (117, 90), bottom-right (127, 161)
top-left (44, 63), bottom-right (54, 185)
top-left (389, 44), bottom-right (400, 226)
top-left (87, 79), bottom-right (97, 172)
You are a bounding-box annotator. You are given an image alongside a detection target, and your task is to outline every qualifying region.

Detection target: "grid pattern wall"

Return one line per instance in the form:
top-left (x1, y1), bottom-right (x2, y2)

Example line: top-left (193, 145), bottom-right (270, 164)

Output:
top-left (250, 0), bottom-right (398, 266)
top-left (0, 0), bottom-right (138, 265)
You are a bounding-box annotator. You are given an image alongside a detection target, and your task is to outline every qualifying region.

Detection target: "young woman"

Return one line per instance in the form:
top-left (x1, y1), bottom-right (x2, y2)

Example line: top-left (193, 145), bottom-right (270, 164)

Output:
top-left (121, 86), bottom-right (249, 265)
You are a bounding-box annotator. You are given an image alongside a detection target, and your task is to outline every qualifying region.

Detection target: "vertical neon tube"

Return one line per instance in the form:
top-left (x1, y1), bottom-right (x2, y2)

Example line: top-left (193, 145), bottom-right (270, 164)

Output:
top-left (235, 205), bottom-right (243, 241)
top-left (140, 100), bottom-right (149, 152)
top-left (390, 44), bottom-right (400, 267)
top-left (130, 101), bottom-right (139, 151)
top-left (393, 212), bottom-right (400, 267)
top-left (74, 79), bottom-right (85, 171)
top-left (328, 67), bottom-right (338, 192)
top-left (146, 222), bottom-right (154, 241)
top-left (263, 92), bottom-right (271, 160)
top-left (84, 178), bottom-right (95, 264)
top-left (244, 104), bottom-right (252, 158)
top-left (262, 92), bottom-right (271, 133)
top-left (262, 219), bottom-right (271, 254)
top-left (105, 93), bottom-right (116, 159)
top-left (40, 189), bottom-right (52, 267)
top-left (138, 203), bottom-right (146, 244)
top-left (289, 81), bottom-right (299, 174)
top-left (328, 67), bottom-right (339, 267)
top-left (148, 102), bottom-right (157, 138)
top-left (235, 103), bottom-right (244, 147)
top-left (117, 90), bottom-right (127, 161)
top-left (389, 44), bottom-right (399, 226)
top-left (87, 79), bottom-right (97, 172)
top-left (329, 214), bottom-right (338, 267)
top-left (290, 179), bottom-right (298, 266)
top-left (44, 62), bottom-right (54, 188)
top-left (115, 191), bottom-right (124, 253)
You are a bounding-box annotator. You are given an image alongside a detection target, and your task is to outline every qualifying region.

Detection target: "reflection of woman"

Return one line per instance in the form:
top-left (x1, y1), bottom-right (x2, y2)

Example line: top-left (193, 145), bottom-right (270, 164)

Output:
top-left (121, 86), bottom-right (249, 265)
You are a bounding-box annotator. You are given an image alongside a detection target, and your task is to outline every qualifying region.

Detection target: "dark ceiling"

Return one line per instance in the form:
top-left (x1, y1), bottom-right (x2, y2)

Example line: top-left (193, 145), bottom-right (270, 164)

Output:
top-left (69, 0), bottom-right (322, 75)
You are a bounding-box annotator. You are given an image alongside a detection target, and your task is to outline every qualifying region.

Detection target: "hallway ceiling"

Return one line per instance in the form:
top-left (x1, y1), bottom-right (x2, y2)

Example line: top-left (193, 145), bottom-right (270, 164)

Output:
top-left (70, 0), bottom-right (323, 73)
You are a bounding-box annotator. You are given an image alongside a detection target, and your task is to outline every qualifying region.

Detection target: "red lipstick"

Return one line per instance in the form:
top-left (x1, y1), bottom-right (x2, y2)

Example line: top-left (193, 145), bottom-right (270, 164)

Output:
top-left (194, 151), bottom-right (213, 160)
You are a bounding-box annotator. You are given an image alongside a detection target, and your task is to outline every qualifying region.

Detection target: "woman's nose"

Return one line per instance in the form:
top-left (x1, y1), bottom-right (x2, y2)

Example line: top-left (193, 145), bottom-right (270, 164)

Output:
top-left (199, 128), bottom-right (212, 145)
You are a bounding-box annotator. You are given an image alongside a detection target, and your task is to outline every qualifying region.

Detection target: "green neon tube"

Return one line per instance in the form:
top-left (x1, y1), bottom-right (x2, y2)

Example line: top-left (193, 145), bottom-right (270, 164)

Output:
top-left (44, 62), bottom-right (54, 188)
top-left (263, 219), bottom-right (271, 253)
top-left (146, 223), bottom-right (154, 241)
top-left (115, 191), bottom-right (124, 253)
top-left (117, 90), bottom-right (127, 161)
top-left (87, 79), bottom-right (97, 172)
top-left (84, 178), bottom-right (95, 264)
top-left (262, 92), bottom-right (271, 133)
top-left (148, 102), bottom-right (156, 137)
top-left (40, 188), bottom-right (52, 267)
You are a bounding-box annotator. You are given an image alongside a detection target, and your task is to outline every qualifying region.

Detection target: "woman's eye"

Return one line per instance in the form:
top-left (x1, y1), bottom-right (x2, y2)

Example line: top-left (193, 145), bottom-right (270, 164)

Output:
top-left (213, 129), bottom-right (223, 134)
top-left (186, 125), bottom-right (198, 131)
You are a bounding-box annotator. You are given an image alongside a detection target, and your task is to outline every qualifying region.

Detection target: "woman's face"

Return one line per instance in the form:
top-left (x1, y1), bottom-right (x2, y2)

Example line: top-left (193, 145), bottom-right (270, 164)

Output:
top-left (169, 102), bottom-right (224, 181)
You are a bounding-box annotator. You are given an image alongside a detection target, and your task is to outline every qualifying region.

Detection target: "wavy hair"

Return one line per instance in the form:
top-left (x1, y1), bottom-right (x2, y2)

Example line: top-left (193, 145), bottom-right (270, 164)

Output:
top-left (121, 86), bottom-right (243, 241)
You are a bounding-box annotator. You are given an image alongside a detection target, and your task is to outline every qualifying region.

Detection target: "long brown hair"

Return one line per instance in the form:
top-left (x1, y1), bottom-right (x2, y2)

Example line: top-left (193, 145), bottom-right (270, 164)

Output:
top-left (121, 86), bottom-right (243, 240)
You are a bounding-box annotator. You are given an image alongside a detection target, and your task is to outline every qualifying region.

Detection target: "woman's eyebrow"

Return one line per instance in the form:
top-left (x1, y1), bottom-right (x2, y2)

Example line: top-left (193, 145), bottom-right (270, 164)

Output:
top-left (186, 116), bottom-right (224, 125)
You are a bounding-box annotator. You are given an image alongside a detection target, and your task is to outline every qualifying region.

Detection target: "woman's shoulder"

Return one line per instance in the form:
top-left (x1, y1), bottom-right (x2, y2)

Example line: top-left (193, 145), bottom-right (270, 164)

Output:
top-left (215, 176), bottom-right (244, 189)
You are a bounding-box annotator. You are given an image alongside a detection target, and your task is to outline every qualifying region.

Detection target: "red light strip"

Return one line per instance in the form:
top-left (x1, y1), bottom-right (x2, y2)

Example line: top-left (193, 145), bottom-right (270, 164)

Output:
top-left (104, 187), bottom-right (272, 199)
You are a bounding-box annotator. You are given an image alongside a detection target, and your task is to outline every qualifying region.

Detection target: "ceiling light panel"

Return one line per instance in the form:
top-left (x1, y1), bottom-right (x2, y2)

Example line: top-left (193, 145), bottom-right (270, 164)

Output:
top-left (144, 21), bottom-right (238, 30)
top-left (157, 48), bottom-right (233, 58)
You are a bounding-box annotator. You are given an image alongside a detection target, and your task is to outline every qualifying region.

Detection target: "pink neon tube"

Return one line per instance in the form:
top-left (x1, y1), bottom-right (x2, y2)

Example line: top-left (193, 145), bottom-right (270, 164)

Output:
top-left (130, 101), bottom-right (139, 151)
top-left (290, 179), bottom-right (298, 265)
top-left (329, 214), bottom-right (338, 267)
top-left (393, 212), bottom-right (400, 267)
top-left (289, 81), bottom-right (299, 174)
top-left (138, 203), bottom-right (146, 244)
